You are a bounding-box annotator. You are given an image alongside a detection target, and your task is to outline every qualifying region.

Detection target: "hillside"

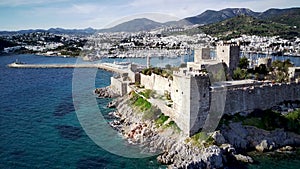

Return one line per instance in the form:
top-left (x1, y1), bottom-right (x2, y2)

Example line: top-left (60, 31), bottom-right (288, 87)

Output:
top-left (260, 8), bottom-right (300, 29)
top-left (0, 27), bottom-right (98, 35)
top-left (199, 15), bottom-right (299, 40)
top-left (101, 18), bottom-right (163, 32)
top-left (1, 8), bottom-right (299, 34)
top-left (183, 8), bottom-right (258, 25)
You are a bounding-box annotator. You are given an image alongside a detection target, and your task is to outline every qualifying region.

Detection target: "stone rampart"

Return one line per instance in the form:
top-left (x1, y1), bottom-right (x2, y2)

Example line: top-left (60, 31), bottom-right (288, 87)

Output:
top-left (140, 73), bottom-right (172, 95)
top-left (211, 82), bottom-right (300, 115)
top-left (111, 77), bottom-right (128, 96)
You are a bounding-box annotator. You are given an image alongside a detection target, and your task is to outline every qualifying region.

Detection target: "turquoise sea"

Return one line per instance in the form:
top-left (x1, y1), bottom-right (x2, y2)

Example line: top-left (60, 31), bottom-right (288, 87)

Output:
top-left (0, 54), bottom-right (299, 168)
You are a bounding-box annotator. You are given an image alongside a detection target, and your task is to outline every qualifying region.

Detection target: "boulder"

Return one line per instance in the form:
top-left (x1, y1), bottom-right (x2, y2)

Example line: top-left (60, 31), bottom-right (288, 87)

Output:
top-left (255, 139), bottom-right (275, 152)
top-left (278, 145), bottom-right (294, 152)
top-left (233, 154), bottom-right (254, 163)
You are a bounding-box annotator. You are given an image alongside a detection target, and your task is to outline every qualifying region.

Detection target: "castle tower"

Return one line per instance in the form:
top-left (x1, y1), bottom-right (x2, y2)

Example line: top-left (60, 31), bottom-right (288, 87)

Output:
top-left (171, 70), bottom-right (210, 136)
top-left (194, 48), bottom-right (211, 63)
top-left (187, 47), bottom-right (211, 71)
top-left (216, 44), bottom-right (240, 75)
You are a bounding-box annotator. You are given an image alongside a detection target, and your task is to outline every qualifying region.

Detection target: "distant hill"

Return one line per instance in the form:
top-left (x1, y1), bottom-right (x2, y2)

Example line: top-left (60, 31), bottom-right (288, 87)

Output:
top-left (258, 8), bottom-right (300, 29)
top-left (1, 7), bottom-right (299, 35)
top-left (101, 18), bottom-right (164, 32)
top-left (0, 27), bottom-right (97, 35)
top-left (182, 8), bottom-right (259, 25)
top-left (47, 27), bottom-right (97, 34)
top-left (180, 7), bottom-right (300, 26)
top-left (199, 15), bottom-right (299, 40)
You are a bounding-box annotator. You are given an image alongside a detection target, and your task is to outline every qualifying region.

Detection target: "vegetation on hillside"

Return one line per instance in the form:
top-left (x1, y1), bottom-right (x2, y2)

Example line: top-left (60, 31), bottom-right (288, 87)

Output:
top-left (265, 9), bottom-right (300, 32)
top-left (200, 15), bottom-right (299, 40)
top-left (185, 132), bottom-right (215, 148)
top-left (130, 91), bottom-right (152, 112)
top-left (233, 58), bottom-right (293, 82)
top-left (220, 107), bottom-right (300, 134)
top-left (129, 90), bottom-right (180, 132)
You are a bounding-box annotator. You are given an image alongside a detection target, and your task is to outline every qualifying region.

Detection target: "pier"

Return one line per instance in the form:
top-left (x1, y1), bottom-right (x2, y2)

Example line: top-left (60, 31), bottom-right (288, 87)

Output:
top-left (7, 62), bottom-right (129, 74)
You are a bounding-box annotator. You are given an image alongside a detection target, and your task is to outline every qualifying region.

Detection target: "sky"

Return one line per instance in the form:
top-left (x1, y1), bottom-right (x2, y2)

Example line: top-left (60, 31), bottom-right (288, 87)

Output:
top-left (0, 0), bottom-right (299, 31)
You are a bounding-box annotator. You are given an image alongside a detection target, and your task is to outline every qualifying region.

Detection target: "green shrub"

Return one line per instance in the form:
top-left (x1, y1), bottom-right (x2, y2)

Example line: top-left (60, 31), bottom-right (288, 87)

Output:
top-left (188, 132), bottom-right (215, 148)
top-left (155, 114), bottom-right (169, 127)
top-left (238, 57), bottom-right (249, 69)
top-left (233, 67), bottom-right (248, 80)
top-left (242, 117), bottom-right (265, 129)
top-left (130, 92), bottom-right (152, 111)
top-left (140, 89), bottom-right (153, 99)
top-left (284, 110), bottom-right (300, 134)
top-left (220, 108), bottom-right (300, 134)
top-left (141, 67), bottom-right (173, 80)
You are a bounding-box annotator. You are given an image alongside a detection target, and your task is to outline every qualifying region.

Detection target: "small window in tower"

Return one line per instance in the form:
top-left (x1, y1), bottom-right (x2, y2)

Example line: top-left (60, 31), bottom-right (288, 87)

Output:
top-left (222, 50), bottom-right (224, 52)
top-left (182, 92), bottom-right (183, 94)
top-left (176, 89), bottom-right (178, 92)
top-left (203, 94), bottom-right (206, 98)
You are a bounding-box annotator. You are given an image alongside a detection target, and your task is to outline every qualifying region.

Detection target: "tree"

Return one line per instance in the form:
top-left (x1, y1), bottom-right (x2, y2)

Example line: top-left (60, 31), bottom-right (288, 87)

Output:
top-left (165, 64), bottom-right (171, 69)
top-left (254, 64), bottom-right (269, 75)
top-left (238, 57), bottom-right (249, 69)
top-left (272, 59), bottom-right (293, 73)
top-left (233, 67), bottom-right (248, 80)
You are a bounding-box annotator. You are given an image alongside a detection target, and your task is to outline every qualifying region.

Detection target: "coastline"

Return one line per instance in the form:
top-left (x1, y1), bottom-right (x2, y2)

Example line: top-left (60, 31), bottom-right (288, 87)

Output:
top-left (97, 86), bottom-right (300, 168)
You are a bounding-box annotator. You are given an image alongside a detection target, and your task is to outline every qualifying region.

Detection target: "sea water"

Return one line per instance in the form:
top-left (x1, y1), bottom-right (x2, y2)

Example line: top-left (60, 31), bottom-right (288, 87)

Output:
top-left (0, 54), bottom-right (299, 168)
top-left (0, 54), bottom-right (164, 169)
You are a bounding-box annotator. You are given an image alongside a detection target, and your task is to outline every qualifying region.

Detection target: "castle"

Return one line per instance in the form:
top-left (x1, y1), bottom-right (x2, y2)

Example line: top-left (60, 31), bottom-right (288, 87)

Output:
top-left (111, 44), bottom-right (300, 136)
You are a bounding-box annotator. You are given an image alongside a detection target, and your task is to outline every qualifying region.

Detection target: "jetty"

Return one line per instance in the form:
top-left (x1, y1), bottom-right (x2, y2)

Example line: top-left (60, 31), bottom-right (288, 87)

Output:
top-left (7, 62), bottom-right (130, 74)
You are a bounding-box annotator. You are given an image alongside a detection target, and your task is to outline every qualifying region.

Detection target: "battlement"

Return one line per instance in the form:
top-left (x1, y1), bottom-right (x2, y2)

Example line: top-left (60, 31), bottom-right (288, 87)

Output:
top-left (211, 80), bottom-right (300, 92)
top-left (218, 43), bottom-right (239, 47)
top-left (173, 68), bottom-right (209, 78)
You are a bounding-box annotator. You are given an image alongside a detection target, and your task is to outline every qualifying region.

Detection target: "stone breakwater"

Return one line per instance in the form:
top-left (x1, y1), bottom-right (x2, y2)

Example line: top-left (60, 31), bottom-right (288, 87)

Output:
top-left (107, 96), bottom-right (257, 168)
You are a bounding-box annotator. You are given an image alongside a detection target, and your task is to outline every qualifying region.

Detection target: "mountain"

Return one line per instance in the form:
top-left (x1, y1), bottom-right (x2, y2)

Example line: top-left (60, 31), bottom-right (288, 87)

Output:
top-left (47, 27), bottom-right (97, 34)
top-left (258, 8), bottom-right (300, 28)
top-left (258, 8), bottom-right (300, 18)
top-left (183, 8), bottom-right (259, 25)
top-left (101, 18), bottom-right (164, 32)
top-left (1, 7), bottom-right (299, 34)
top-left (199, 15), bottom-right (299, 40)
top-left (0, 27), bottom-right (97, 35)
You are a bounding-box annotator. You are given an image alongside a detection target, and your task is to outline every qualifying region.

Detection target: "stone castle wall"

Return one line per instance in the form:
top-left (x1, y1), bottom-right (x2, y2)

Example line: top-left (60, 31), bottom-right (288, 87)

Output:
top-left (214, 82), bottom-right (300, 115)
top-left (171, 73), bottom-right (192, 134)
top-left (111, 77), bottom-right (128, 96)
top-left (140, 73), bottom-right (172, 95)
top-left (189, 75), bottom-right (210, 135)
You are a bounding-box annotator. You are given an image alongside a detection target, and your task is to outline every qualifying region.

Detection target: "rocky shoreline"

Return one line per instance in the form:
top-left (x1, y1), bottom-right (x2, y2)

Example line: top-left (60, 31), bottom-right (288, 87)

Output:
top-left (99, 87), bottom-right (300, 168)
top-left (94, 86), bottom-right (119, 98)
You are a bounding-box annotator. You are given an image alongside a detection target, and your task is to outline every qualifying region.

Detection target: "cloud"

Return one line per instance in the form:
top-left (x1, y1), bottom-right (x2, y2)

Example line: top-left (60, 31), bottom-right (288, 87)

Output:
top-left (0, 0), bottom-right (68, 6)
top-left (1, 0), bottom-right (299, 30)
